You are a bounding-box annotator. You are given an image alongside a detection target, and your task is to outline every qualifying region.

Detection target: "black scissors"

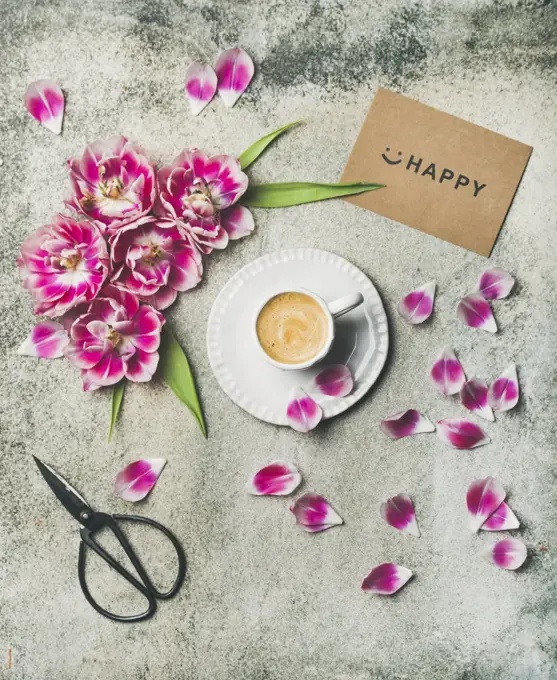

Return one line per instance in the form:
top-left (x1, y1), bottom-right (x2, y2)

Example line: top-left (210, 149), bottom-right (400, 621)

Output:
top-left (33, 456), bottom-right (186, 622)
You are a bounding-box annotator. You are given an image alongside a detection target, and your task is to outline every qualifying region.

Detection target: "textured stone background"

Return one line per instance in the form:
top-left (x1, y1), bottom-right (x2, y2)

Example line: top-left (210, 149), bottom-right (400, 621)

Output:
top-left (1, 1), bottom-right (557, 678)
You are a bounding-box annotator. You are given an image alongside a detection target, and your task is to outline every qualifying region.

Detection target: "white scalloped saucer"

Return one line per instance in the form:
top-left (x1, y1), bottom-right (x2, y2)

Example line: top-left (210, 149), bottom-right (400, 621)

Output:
top-left (206, 249), bottom-right (389, 425)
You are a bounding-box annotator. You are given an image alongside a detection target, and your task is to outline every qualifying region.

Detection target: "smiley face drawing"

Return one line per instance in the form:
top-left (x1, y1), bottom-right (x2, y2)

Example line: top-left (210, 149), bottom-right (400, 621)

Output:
top-left (381, 147), bottom-right (403, 165)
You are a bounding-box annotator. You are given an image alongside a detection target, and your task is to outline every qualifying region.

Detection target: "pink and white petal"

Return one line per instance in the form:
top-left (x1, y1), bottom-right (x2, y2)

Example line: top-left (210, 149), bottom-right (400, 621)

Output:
top-left (124, 348), bottom-right (159, 383)
top-left (85, 350), bottom-right (125, 387)
top-left (481, 502), bottom-right (520, 531)
top-left (483, 538), bottom-right (527, 570)
top-left (488, 364), bottom-right (519, 412)
top-left (398, 281), bottom-right (436, 324)
top-left (214, 47), bottom-right (254, 108)
top-left (141, 286), bottom-right (178, 311)
top-left (114, 458), bottom-right (166, 502)
top-left (220, 205), bottom-right (254, 240)
top-left (65, 343), bottom-right (106, 370)
top-left (380, 495), bottom-right (420, 537)
top-left (477, 267), bottom-right (515, 300)
top-left (18, 321), bottom-right (69, 359)
top-left (313, 364), bottom-right (354, 398)
top-left (466, 477), bottom-right (506, 532)
top-left (290, 493), bottom-right (343, 532)
top-left (380, 410), bottom-right (435, 440)
top-left (246, 461), bottom-right (302, 496)
top-left (457, 294), bottom-right (497, 333)
top-left (286, 388), bottom-right (323, 433)
top-left (101, 284), bottom-right (140, 319)
top-left (81, 370), bottom-right (103, 392)
top-left (24, 80), bottom-right (64, 134)
top-left (430, 347), bottom-right (466, 396)
top-left (437, 418), bottom-right (490, 450)
top-left (460, 378), bottom-right (494, 422)
top-left (130, 305), bottom-right (164, 352)
top-left (361, 563), bottom-right (413, 595)
top-left (185, 62), bottom-right (217, 116)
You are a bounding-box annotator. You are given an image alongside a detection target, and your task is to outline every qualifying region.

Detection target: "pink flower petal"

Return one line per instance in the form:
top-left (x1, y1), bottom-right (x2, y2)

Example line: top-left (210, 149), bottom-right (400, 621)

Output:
top-left (185, 62), bottom-right (217, 116)
top-left (457, 294), bottom-right (497, 333)
top-left (430, 348), bottom-right (466, 396)
top-left (481, 502), bottom-right (520, 531)
top-left (220, 205), bottom-right (254, 240)
top-left (313, 364), bottom-right (354, 398)
top-left (380, 410), bottom-right (435, 440)
top-left (437, 418), bottom-right (490, 450)
top-left (460, 378), bottom-right (494, 422)
top-left (398, 281), bottom-right (436, 324)
top-left (361, 563), bottom-right (413, 595)
top-left (246, 461), bottom-right (301, 496)
top-left (114, 458), bottom-right (166, 502)
top-left (483, 538), bottom-right (527, 570)
top-left (466, 477), bottom-right (506, 532)
top-left (290, 493), bottom-right (343, 532)
top-left (18, 321), bottom-right (69, 359)
top-left (214, 47), bottom-right (254, 108)
top-left (124, 347), bottom-right (159, 383)
top-left (24, 80), bottom-right (64, 134)
top-left (488, 364), bottom-right (519, 412)
top-left (286, 388), bottom-right (323, 433)
top-left (380, 495), bottom-right (420, 537)
top-left (477, 267), bottom-right (515, 300)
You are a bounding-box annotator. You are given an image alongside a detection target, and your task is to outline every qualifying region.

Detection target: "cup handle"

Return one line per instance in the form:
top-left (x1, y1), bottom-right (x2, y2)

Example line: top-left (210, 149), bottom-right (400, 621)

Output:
top-left (327, 292), bottom-right (364, 319)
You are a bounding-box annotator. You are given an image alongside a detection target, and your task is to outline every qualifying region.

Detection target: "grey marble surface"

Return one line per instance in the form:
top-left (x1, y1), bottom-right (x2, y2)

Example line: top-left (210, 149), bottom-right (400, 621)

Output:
top-left (1, 1), bottom-right (557, 678)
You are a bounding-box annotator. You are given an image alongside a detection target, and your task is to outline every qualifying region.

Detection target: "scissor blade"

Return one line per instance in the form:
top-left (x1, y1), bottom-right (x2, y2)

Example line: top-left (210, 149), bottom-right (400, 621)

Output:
top-left (33, 456), bottom-right (93, 525)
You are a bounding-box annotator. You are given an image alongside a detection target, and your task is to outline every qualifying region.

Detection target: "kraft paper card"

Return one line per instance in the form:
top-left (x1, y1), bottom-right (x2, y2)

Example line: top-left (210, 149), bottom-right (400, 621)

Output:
top-left (341, 88), bottom-right (532, 256)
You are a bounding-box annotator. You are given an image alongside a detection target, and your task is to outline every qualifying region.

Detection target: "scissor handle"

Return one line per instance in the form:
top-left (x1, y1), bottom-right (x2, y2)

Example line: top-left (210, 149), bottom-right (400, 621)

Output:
top-left (78, 512), bottom-right (186, 623)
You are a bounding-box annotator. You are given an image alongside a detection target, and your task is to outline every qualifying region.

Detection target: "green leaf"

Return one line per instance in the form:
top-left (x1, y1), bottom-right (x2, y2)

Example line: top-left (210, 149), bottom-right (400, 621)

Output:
top-left (159, 326), bottom-right (207, 438)
top-left (238, 121), bottom-right (302, 170)
top-left (108, 380), bottom-right (126, 443)
top-left (240, 181), bottom-right (385, 208)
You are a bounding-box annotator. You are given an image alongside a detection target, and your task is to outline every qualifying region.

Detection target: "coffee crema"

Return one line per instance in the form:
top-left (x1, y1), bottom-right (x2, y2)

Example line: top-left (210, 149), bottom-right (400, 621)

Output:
top-left (256, 292), bottom-right (329, 365)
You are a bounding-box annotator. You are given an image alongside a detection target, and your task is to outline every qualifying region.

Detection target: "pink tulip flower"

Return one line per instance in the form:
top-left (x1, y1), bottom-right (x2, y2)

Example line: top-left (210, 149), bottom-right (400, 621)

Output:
top-left (157, 149), bottom-right (254, 254)
top-left (64, 284), bottom-right (164, 391)
top-left (67, 136), bottom-right (156, 231)
top-left (17, 215), bottom-right (109, 317)
top-left (110, 216), bottom-right (203, 310)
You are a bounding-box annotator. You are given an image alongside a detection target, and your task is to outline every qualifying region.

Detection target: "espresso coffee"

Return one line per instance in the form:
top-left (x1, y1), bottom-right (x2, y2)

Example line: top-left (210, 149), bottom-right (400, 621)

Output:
top-left (256, 292), bottom-right (329, 365)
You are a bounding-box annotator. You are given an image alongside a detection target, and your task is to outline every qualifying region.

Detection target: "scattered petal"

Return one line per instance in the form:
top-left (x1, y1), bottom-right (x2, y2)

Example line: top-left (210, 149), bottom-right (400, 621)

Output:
top-left (313, 364), bottom-right (354, 398)
top-left (380, 410), bottom-right (435, 440)
top-left (114, 459), bottom-right (166, 502)
top-left (290, 493), bottom-right (343, 533)
top-left (437, 418), bottom-right (490, 450)
top-left (24, 80), bottom-right (64, 134)
top-left (481, 502), bottom-right (520, 531)
top-left (430, 348), bottom-right (466, 396)
top-left (18, 321), bottom-right (69, 359)
top-left (380, 495), bottom-right (420, 537)
top-left (246, 461), bottom-right (301, 496)
top-left (466, 477), bottom-right (506, 532)
top-left (477, 267), bottom-right (515, 300)
top-left (398, 281), bottom-right (436, 324)
top-left (361, 563), bottom-right (413, 595)
top-left (457, 294), bottom-right (497, 333)
top-left (488, 364), bottom-right (519, 412)
top-left (185, 62), bottom-right (217, 116)
top-left (483, 538), bottom-right (527, 570)
top-left (460, 378), bottom-right (494, 422)
top-left (215, 47), bottom-right (254, 108)
top-left (286, 387), bottom-right (323, 433)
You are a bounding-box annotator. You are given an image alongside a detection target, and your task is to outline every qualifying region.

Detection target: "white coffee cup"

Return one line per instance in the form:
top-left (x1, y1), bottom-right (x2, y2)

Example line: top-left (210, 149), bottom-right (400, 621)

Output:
top-left (254, 288), bottom-right (364, 370)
